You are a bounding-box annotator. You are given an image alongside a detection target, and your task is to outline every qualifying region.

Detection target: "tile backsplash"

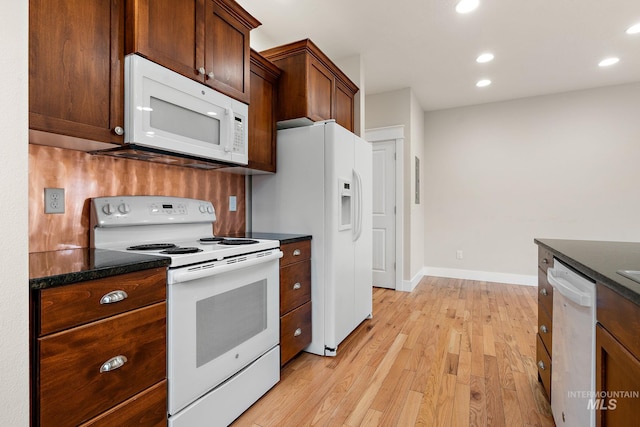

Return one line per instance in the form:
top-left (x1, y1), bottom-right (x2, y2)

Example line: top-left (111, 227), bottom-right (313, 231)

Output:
top-left (29, 144), bottom-right (246, 252)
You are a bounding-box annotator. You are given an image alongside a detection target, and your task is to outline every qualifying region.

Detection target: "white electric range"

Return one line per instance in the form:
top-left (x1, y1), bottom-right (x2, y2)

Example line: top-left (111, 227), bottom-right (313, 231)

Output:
top-left (90, 195), bottom-right (282, 427)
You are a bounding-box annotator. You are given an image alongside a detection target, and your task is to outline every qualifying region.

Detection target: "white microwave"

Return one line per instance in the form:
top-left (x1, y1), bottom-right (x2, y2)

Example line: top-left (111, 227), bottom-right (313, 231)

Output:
top-left (124, 54), bottom-right (248, 165)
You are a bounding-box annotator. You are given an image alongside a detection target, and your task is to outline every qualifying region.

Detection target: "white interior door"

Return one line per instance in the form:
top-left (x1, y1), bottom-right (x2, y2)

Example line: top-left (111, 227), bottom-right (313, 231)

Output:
top-left (371, 140), bottom-right (396, 289)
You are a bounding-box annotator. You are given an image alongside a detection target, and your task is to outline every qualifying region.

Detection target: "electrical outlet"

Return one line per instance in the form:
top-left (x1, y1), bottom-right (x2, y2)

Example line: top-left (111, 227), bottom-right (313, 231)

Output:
top-left (44, 188), bottom-right (65, 214)
top-left (456, 249), bottom-right (463, 260)
top-left (229, 196), bottom-right (237, 212)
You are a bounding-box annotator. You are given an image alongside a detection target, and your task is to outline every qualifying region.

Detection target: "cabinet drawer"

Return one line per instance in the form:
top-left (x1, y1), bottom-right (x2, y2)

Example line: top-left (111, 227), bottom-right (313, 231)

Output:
top-left (538, 247), bottom-right (553, 273)
top-left (280, 240), bottom-right (311, 267)
top-left (79, 379), bottom-right (167, 427)
top-left (536, 334), bottom-right (552, 400)
top-left (38, 302), bottom-right (167, 426)
top-left (280, 260), bottom-right (311, 315)
top-left (280, 301), bottom-right (312, 366)
top-left (538, 268), bottom-right (553, 318)
top-left (39, 267), bottom-right (166, 335)
top-left (537, 305), bottom-right (552, 355)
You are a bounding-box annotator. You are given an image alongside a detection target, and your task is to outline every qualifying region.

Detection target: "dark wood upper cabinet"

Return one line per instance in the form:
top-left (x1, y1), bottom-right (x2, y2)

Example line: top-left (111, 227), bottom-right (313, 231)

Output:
top-left (29, 0), bottom-right (125, 147)
top-left (247, 49), bottom-right (281, 173)
top-left (261, 39), bottom-right (359, 132)
top-left (127, 0), bottom-right (260, 104)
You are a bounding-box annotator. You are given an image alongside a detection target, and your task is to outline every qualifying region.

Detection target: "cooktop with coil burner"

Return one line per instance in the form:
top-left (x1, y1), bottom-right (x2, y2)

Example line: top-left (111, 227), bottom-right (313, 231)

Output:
top-left (90, 196), bottom-right (280, 268)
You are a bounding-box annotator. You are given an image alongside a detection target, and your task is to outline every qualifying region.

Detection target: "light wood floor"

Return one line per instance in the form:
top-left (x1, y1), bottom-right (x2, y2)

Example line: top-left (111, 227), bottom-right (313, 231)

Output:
top-left (232, 276), bottom-right (555, 426)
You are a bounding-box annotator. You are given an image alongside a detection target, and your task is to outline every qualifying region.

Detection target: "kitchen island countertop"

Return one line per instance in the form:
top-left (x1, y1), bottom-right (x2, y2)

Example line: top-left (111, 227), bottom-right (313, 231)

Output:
top-left (29, 248), bottom-right (170, 290)
top-left (535, 238), bottom-right (640, 306)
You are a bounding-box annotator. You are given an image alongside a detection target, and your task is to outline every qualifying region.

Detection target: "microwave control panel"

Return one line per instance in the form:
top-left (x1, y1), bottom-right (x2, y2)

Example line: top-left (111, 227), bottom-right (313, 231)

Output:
top-left (233, 116), bottom-right (245, 154)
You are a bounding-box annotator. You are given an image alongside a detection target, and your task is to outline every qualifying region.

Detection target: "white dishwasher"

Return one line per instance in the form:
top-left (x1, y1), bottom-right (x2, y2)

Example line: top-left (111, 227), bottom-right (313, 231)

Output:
top-left (547, 258), bottom-right (596, 426)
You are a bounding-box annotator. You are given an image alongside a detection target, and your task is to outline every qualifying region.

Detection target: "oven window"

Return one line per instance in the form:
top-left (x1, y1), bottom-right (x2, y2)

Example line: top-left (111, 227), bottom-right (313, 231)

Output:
top-left (150, 97), bottom-right (221, 145)
top-left (195, 279), bottom-right (267, 367)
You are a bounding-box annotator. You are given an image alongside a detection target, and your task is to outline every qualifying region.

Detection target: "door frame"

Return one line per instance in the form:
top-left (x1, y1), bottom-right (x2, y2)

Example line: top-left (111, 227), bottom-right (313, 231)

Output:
top-left (364, 125), bottom-right (404, 291)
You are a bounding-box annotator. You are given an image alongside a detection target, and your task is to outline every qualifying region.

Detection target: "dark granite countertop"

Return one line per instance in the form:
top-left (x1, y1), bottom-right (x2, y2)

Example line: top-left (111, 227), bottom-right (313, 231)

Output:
top-left (535, 238), bottom-right (640, 306)
top-left (231, 232), bottom-right (312, 245)
top-left (30, 248), bottom-right (170, 290)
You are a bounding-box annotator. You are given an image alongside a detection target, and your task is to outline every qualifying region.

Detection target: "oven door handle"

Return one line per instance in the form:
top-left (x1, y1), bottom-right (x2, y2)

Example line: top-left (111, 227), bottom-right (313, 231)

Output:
top-left (168, 250), bottom-right (283, 284)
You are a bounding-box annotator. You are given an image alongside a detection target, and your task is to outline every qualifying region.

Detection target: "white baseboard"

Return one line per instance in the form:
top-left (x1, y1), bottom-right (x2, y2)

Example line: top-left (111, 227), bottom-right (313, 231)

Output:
top-left (400, 271), bottom-right (424, 292)
top-left (421, 266), bottom-right (537, 287)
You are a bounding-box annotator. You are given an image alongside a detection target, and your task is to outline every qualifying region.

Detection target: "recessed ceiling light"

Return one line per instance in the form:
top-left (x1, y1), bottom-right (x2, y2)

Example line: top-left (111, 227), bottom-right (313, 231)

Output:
top-left (476, 79), bottom-right (491, 88)
top-left (456, 0), bottom-right (479, 14)
top-left (626, 23), bottom-right (640, 34)
top-left (476, 53), bottom-right (494, 63)
top-left (598, 57), bottom-right (620, 67)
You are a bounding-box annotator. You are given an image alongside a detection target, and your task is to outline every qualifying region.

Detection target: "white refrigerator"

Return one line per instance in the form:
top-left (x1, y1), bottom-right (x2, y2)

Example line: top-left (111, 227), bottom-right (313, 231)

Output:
top-left (252, 121), bottom-right (373, 356)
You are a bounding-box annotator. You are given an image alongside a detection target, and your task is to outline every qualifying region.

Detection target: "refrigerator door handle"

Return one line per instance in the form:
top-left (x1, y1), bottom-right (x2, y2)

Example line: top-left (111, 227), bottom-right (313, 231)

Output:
top-left (353, 169), bottom-right (363, 241)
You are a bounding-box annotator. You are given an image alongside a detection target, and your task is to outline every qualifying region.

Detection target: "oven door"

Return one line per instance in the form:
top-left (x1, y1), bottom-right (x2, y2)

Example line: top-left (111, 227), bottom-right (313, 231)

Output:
top-left (167, 250), bottom-right (281, 415)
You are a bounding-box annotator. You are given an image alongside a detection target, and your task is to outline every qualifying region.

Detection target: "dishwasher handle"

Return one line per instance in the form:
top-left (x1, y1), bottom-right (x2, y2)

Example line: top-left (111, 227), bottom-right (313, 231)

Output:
top-left (547, 267), bottom-right (593, 307)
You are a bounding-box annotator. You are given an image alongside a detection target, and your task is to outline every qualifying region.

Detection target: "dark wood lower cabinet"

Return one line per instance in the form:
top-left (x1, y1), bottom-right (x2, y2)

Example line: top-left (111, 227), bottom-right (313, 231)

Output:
top-left (279, 239), bottom-right (312, 366)
top-left (595, 324), bottom-right (640, 427)
top-left (33, 269), bottom-right (168, 426)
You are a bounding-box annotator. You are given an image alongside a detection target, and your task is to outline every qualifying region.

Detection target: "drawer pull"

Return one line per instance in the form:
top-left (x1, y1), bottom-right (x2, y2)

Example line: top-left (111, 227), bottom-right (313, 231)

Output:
top-left (540, 325), bottom-right (548, 334)
top-left (540, 288), bottom-right (548, 296)
top-left (293, 282), bottom-right (301, 290)
top-left (537, 360), bottom-right (546, 371)
top-left (294, 328), bottom-right (302, 337)
top-left (100, 355), bottom-right (128, 373)
top-left (293, 249), bottom-right (301, 256)
top-left (100, 290), bottom-right (129, 304)
top-left (542, 258), bottom-right (549, 265)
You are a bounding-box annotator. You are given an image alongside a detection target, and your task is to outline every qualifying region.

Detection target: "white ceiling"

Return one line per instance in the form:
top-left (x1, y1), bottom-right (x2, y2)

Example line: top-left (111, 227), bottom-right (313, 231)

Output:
top-left (236, 0), bottom-right (640, 111)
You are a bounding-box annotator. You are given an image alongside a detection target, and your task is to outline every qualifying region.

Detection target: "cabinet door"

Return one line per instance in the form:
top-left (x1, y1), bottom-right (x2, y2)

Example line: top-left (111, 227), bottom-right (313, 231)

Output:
top-left (247, 54), bottom-right (278, 172)
top-left (204, 0), bottom-right (252, 103)
top-left (307, 56), bottom-right (334, 122)
top-left (334, 78), bottom-right (355, 131)
top-left (127, 0), bottom-right (203, 82)
top-left (29, 0), bottom-right (125, 144)
top-left (595, 324), bottom-right (640, 426)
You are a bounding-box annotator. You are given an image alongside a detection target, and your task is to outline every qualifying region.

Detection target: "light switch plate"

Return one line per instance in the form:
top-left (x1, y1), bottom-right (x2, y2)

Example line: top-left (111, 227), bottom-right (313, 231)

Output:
top-left (44, 188), bottom-right (65, 214)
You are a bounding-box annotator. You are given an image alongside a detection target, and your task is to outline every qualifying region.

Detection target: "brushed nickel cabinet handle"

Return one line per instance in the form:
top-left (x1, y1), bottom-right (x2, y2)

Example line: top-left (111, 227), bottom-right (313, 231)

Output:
top-left (542, 258), bottom-right (549, 264)
top-left (540, 325), bottom-right (548, 334)
top-left (100, 290), bottom-right (128, 304)
top-left (207, 71), bottom-right (215, 79)
top-left (113, 126), bottom-right (124, 136)
top-left (293, 249), bottom-right (301, 256)
top-left (293, 282), bottom-right (301, 290)
top-left (198, 67), bottom-right (206, 75)
top-left (294, 328), bottom-right (302, 337)
top-left (537, 360), bottom-right (546, 370)
top-left (100, 355), bottom-right (128, 373)
top-left (540, 288), bottom-right (548, 296)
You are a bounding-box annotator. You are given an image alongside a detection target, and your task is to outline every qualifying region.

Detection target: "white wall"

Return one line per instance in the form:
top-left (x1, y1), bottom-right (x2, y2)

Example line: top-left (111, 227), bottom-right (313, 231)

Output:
top-left (410, 92), bottom-right (425, 285)
top-left (423, 83), bottom-right (640, 281)
top-left (366, 88), bottom-right (425, 285)
top-left (0, 1), bottom-right (30, 425)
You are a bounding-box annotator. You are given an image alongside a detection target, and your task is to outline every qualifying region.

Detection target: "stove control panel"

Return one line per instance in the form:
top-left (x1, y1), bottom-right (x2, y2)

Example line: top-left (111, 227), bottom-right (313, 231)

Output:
top-left (149, 202), bottom-right (188, 216)
top-left (91, 196), bottom-right (217, 227)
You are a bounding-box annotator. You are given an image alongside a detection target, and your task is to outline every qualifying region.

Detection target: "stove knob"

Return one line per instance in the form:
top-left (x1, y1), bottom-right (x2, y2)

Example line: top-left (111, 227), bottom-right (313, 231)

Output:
top-left (199, 205), bottom-right (207, 213)
top-left (102, 203), bottom-right (116, 215)
top-left (118, 203), bottom-right (131, 214)
top-left (206, 205), bottom-right (214, 214)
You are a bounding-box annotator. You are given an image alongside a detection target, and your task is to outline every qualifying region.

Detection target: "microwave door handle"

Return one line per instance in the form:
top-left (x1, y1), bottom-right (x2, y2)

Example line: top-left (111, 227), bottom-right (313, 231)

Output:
top-left (225, 107), bottom-right (234, 152)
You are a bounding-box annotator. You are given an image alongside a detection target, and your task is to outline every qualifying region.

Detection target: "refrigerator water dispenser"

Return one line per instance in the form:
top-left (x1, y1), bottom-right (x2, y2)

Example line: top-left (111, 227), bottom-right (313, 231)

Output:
top-left (339, 179), bottom-right (352, 230)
